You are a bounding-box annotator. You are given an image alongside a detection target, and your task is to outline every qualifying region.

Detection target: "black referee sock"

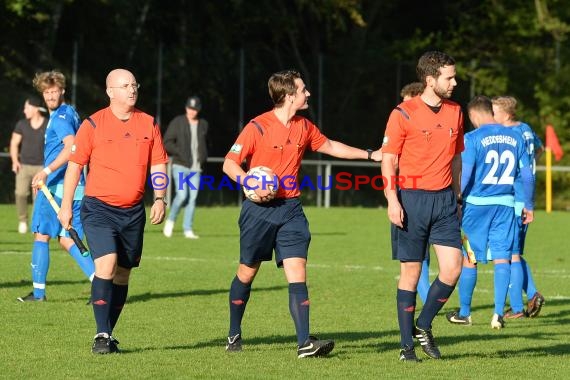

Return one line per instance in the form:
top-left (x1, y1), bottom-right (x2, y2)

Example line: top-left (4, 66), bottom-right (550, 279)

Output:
top-left (228, 276), bottom-right (251, 337)
top-left (417, 276), bottom-right (455, 330)
top-left (109, 283), bottom-right (128, 335)
top-left (289, 282), bottom-right (310, 346)
top-left (91, 276), bottom-right (113, 334)
top-left (397, 288), bottom-right (416, 348)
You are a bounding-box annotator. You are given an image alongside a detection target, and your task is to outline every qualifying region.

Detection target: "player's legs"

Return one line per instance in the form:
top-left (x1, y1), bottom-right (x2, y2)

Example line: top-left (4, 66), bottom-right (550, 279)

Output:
top-left (228, 262), bottom-right (260, 343)
top-left (227, 200), bottom-right (276, 347)
top-left (393, 190), bottom-right (433, 355)
top-left (417, 244), bottom-right (461, 328)
top-left (59, 236), bottom-right (95, 281)
top-left (488, 206), bottom-right (515, 319)
top-left (417, 252), bottom-right (431, 304)
top-left (21, 193), bottom-right (62, 301)
top-left (109, 265), bottom-right (131, 335)
top-left (81, 197), bottom-right (138, 354)
top-left (30, 234), bottom-right (50, 300)
top-left (507, 253), bottom-right (525, 316)
top-left (417, 187), bottom-right (462, 331)
top-left (506, 214), bottom-right (526, 316)
top-left (92, 253), bottom-right (118, 335)
top-left (398, 261), bottom-right (421, 348)
top-left (521, 256), bottom-right (537, 298)
top-left (275, 200), bottom-right (318, 349)
top-left (458, 256), bottom-right (477, 318)
top-left (516, 222), bottom-right (542, 314)
top-left (283, 257), bottom-right (310, 346)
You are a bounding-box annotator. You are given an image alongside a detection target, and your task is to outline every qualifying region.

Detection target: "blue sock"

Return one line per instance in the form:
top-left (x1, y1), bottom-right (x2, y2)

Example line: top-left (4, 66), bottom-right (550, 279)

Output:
top-left (68, 244), bottom-right (95, 281)
top-left (92, 276), bottom-right (113, 334)
top-left (493, 263), bottom-right (510, 316)
top-left (228, 276), bottom-right (251, 337)
top-left (417, 277), bottom-right (455, 330)
top-left (109, 283), bottom-right (128, 335)
top-left (396, 289), bottom-right (416, 348)
top-left (509, 261), bottom-right (524, 313)
top-left (289, 282), bottom-right (310, 346)
top-left (521, 257), bottom-right (537, 299)
top-left (31, 241), bottom-right (50, 299)
top-left (417, 258), bottom-right (430, 304)
top-left (458, 266), bottom-right (477, 317)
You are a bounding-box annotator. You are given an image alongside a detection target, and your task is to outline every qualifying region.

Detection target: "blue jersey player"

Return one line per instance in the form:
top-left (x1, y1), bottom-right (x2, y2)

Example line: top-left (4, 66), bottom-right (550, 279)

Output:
top-left (493, 96), bottom-right (545, 318)
top-left (446, 96), bottom-right (534, 329)
top-left (18, 71), bottom-right (94, 302)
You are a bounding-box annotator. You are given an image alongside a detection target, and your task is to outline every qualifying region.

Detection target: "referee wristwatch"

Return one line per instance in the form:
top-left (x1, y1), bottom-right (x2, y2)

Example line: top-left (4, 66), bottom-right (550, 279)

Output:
top-left (154, 196), bottom-right (167, 205)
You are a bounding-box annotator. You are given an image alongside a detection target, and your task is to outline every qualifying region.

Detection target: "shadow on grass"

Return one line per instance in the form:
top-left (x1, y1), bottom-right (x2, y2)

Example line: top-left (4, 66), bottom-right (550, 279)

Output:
top-left (441, 343), bottom-right (570, 359)
top-left (157, 330), bottom-right (399, 355)
top-left (2, 278), bottom-right (87, 289)
top-left (126, 284), bottom-right (287, 304)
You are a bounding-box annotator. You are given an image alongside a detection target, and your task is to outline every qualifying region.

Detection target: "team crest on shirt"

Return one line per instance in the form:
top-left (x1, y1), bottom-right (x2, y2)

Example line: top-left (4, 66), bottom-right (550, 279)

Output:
top-left (230, 144), bottom-right (242, 153)
top-left (382, 136), bottom-right (389, 146)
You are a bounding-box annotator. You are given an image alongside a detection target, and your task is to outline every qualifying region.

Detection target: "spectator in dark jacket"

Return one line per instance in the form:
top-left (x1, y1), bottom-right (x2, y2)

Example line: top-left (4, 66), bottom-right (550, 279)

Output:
top-left (163, 96), bottom-right (209, 239)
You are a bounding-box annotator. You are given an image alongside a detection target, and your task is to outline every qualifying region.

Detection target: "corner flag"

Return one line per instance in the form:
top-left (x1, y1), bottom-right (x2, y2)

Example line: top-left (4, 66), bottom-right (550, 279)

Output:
top-left (545, 125), bottom-right (564, 161)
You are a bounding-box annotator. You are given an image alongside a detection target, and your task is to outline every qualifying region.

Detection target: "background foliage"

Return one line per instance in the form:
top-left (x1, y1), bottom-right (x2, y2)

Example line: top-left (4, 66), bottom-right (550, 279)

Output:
top-left (1, 0), bottom-right (569, 206)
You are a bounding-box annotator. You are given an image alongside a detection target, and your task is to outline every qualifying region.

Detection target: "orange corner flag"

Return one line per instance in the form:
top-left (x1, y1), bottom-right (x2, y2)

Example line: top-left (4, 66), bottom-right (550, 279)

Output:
top-left (545, 125), bottom-right (564, 161)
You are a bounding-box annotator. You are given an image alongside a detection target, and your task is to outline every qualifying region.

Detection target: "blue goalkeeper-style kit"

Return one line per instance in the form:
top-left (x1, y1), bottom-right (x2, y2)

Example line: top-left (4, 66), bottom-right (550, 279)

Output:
top-left (26, 103), bottom-right (93, 301)
top-left (457, 122), bottom-right (534, 319)
top-left (511, 122), bottom-right (541, 252)
top-left (507, 122), bottom-right (542, 314)
top-left (31, 104), bottom-right (85, 238)
top-left (461, 123), bottom-right (534, 263)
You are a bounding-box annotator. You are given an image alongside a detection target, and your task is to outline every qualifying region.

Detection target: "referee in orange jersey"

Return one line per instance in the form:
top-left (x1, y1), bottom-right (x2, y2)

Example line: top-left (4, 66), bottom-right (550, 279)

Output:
top-left (59, 69), bottom-right (169, 354)
top-left (223, 69), bottom-right (382, 357)
top-left (382, 51), bottom-right (464, 361)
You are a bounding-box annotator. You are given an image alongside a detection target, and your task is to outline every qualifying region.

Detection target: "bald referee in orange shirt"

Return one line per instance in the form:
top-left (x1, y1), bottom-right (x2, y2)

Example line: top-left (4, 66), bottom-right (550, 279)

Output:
top-left (59, 69), bottom-right (168, 354)
top-left (382, 51), bottom-right (464, 361)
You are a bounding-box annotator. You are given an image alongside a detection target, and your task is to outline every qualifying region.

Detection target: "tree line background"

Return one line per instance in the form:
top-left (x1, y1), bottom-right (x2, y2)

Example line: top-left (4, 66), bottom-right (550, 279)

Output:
top-left (1, 0), bottom-right (569, 208)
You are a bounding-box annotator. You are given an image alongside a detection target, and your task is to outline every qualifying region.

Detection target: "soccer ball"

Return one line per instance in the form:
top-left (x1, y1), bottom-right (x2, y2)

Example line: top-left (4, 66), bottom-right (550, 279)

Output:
top-left (242, 166), bottom-right (279, 202)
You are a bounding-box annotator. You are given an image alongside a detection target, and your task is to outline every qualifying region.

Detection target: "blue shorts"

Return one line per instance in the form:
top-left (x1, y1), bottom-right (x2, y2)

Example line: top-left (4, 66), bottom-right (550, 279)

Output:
top-left (81, 196), bottom-right (146, 269)
top-left (512, 215), bottom-right (528, 255)
top-left (391, 187), bottom-right (461, 262)
top-left (31, 191), bottom-right (84, 239)
top-left (238, 198), bottom-right (310, 267)
top-left (462, 203), bottom-right (515, 263)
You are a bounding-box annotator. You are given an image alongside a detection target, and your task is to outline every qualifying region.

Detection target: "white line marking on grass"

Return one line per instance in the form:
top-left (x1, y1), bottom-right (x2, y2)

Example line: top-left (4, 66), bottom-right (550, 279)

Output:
top-left (549, 295), bottom-right (570, 300)
top-left (1, 251), bottom-right (27, 255)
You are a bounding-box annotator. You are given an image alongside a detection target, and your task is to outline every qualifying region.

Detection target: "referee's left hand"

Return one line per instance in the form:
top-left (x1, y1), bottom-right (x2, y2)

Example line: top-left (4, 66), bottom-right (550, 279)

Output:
top-left (150, 200), bottom-right (166, 225)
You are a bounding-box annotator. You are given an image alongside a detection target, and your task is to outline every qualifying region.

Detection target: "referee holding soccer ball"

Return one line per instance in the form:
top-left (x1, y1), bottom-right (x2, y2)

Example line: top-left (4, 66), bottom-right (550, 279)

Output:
top-left (222, 69), bottom-right (381, 357)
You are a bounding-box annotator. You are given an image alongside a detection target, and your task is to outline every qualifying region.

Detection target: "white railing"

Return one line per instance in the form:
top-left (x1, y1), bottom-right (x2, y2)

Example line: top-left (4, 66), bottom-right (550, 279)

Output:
top-left (3, 152), bottom-right (568, 208)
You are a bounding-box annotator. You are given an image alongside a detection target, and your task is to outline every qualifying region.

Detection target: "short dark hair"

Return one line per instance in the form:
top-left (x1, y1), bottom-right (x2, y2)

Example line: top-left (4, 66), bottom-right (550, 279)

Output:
top-left (416, 51), bottom-right (455, 85)
top-left (467, 95), bottom-right (493, 114)
top-left (400, 82), bottom-right (424, 99)
top-left (268, 70), bottom-right (301, 107)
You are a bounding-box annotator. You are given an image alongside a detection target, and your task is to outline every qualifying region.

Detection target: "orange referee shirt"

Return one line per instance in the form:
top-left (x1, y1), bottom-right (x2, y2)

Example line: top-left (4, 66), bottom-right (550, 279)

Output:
top-left (382, 96), bottom-right (464, 190)
top-left (225, 111), bottom-right (327, 198)
top-left (71, 107), bottom-right (169, 207)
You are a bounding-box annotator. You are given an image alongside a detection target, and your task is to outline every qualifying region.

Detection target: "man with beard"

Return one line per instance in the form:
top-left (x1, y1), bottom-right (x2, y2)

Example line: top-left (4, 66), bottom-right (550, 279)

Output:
top-left (381, 51), bottom-right (464, 361)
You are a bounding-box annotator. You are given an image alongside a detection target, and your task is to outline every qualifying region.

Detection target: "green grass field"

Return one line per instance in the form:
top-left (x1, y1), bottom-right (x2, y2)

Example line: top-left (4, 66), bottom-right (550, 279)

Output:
top-left (1, 205), bottom-right (569, 379)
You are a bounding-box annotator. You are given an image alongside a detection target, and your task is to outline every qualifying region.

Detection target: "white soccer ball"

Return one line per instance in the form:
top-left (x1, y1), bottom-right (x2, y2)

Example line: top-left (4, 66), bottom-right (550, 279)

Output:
top-left (242, 166), bottom-right (278, 202)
